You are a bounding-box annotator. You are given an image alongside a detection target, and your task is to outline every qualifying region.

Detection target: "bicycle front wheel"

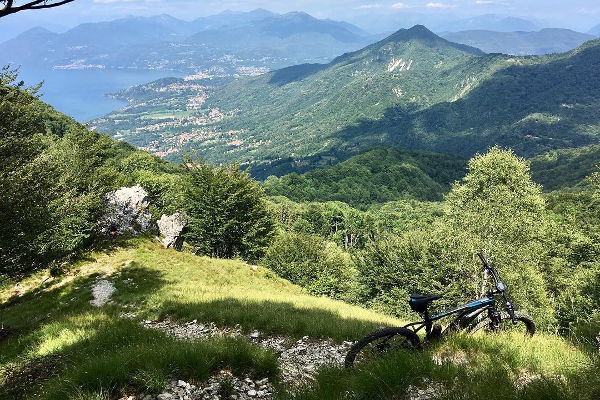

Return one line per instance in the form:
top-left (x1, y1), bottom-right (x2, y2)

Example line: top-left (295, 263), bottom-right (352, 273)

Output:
top-left (345, 327), bottom-right (421, 368)
top-left (469, 311), bottom-right (535, 336)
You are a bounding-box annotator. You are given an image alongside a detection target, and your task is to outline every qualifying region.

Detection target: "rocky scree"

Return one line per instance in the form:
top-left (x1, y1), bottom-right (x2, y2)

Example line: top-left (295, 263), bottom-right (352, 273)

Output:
top-left (142, 318), bottom-right (354, 387)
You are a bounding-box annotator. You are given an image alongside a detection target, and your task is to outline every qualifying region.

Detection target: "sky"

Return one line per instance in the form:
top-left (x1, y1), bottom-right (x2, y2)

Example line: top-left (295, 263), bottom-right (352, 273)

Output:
top-left (2, 0), bottom-right (600, 38)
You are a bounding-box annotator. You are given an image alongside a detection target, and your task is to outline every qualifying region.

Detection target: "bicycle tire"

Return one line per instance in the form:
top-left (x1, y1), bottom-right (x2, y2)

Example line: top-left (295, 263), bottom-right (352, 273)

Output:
top-left (345, 327), bottom-right (421, 368)
top-left (469, 311), bottom-right (536, 336)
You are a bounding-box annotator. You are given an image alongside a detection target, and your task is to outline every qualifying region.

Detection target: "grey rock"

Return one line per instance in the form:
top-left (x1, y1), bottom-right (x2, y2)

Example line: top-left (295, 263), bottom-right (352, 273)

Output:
top-left (98, 185), bottom-right (152, 237)
top-left (89, 279), bottom-right (115, 307)
top-left (157, 212), bottom-right (189, 250)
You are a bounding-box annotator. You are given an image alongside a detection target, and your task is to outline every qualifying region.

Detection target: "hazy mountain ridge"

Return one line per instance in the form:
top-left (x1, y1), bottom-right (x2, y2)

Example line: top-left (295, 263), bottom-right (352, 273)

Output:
top-left (588, 24), bottom-right (600, 36)
top-left (442, 28), bottom-right (596, 55)
top-left (0, 10), bottom-right (374, 75)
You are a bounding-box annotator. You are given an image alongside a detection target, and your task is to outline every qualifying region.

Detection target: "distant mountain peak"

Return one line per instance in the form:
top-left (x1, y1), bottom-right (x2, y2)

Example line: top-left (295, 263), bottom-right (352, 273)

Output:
top-left (15, 26), bottom-right (58, 39)
top-left (388, 24), bottom-right (438, 40)
top-left (381, 25), bottom-right (484, 55)
top-left (279, 11), bottom-right (315, 20)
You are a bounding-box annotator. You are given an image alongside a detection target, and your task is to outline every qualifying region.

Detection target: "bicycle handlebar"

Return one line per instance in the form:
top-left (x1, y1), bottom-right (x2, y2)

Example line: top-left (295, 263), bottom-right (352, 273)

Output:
top-left (478, 252), bottom-right (517, 325)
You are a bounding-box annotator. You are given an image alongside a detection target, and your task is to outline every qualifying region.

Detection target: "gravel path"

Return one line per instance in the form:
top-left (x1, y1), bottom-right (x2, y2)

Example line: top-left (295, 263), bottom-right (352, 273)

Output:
top-left (143, 318), bottom-right (354, 387)
top-left (120, 318), bottom-right (354, 400)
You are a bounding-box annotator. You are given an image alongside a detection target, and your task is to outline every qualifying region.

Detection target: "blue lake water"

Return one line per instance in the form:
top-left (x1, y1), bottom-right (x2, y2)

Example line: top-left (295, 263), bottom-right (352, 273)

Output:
top-left (15, 68), bottom-right (182, 122)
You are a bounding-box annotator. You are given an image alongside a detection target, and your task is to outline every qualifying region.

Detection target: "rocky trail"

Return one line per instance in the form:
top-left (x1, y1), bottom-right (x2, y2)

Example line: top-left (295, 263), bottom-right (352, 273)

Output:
top-left (114, 317), bottom-right (354, 400)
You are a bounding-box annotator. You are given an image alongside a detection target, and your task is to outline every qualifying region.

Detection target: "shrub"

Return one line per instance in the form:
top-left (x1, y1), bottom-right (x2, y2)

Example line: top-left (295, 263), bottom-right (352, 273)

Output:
top-left (262, 231), bottom-right (360, 301)
top-left (183, 158), bottom-right (274, 261)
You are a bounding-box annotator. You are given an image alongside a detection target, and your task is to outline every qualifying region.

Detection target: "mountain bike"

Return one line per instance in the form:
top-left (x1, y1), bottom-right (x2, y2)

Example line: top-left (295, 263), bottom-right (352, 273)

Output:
top-left (345, 253), bottom-right (535, 367)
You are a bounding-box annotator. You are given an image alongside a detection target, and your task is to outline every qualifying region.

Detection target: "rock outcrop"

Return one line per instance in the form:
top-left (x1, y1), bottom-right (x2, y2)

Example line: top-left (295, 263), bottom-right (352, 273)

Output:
top-left (157, 212), bottom-right (188, 250)
top-left (98, 185), bottom-right (152, 236)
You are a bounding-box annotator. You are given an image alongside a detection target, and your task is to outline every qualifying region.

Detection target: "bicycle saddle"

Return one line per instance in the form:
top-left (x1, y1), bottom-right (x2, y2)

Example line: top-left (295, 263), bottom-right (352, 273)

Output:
top-left (409, 294), bottom-right (442, 313)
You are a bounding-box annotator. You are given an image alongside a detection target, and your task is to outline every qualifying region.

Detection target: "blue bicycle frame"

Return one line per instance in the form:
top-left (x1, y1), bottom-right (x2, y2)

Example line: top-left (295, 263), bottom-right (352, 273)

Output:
top-left (403, 296), bottom-right (498, 338)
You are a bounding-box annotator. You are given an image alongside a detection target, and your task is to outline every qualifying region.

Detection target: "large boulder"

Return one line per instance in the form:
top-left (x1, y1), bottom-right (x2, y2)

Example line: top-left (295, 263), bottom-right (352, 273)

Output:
top-left (157, 212), bottom-right (188, 250)
top-left (98, 185), bottom-right (152, 236)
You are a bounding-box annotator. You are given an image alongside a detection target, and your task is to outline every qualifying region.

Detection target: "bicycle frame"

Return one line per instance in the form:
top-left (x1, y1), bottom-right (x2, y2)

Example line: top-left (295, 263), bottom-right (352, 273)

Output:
top-left (401, 253), bottom-right (516, 340)
top-left (402, 296), bottom-right (498, 338)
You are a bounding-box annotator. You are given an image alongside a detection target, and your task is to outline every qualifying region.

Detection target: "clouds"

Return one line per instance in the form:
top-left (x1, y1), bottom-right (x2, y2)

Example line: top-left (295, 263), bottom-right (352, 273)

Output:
top-left (425, 2), bottom-right (451, 8)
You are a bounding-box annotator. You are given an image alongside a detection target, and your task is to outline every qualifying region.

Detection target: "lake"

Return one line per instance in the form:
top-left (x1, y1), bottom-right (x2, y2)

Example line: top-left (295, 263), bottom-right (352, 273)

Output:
top-left (15, 67), bottom-right (182, 122)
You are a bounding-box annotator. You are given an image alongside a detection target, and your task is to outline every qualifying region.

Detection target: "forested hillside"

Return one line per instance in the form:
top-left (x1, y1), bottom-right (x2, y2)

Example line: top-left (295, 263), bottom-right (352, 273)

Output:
top-left (264, 144), bottom-right (600, 207)
top-left (0, 67), bottom-right (182, 277)
top-left (264, 147), bottom-right (467, 207)
top-left (529, 144), bottom-right (600, 190)
top-left (92, 26), bottom-right (600, 176)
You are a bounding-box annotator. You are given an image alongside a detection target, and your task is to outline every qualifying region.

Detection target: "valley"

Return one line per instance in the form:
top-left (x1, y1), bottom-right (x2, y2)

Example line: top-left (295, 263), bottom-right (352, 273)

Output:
top-left (91, 26), bottom-right (600, 178)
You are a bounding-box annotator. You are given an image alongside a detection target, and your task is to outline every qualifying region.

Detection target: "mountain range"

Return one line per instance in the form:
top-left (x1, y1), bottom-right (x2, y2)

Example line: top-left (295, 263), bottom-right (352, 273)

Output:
top-left (344, 12), bottom-right (541, 34)
top-left (588, 24), bottom-right (600, 36)
top-left (442, 29), bottom-right (596, 55)
top-left (0, 10), bottom-right (378, 76)
top-left (90, 25), bottom-right (600, 177)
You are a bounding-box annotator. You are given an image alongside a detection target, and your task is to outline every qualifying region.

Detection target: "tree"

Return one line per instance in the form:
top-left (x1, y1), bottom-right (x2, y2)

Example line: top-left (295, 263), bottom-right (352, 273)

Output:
top-left (0, 68), bottom-right (124, 277)
top-left (357, 147), bottom-right (556, 325)
top-left (262, 231), bottom-right (359, 301)
top-left (444, 147), bottom-right (554, 325)
top-left (183, 157), bottom-right (274, 261)
top-left (0, 0), bottom-right (75, 18)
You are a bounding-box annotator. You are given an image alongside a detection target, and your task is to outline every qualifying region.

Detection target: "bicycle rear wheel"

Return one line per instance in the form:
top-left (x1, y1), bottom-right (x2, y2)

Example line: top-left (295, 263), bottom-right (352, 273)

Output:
top-left (469, 311), bottom-right (535, 336)
top-left (345, 327), bottom-right (421, 368)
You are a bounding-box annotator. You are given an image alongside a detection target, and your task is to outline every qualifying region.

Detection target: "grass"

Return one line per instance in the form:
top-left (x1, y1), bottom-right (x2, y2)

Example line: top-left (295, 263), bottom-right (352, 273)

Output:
top-left (288, 333), bottom-right (600, 400)
top-left (1, 237), bottom-right (598, 399)
top-left (0, 237), bottom-right (399, 399)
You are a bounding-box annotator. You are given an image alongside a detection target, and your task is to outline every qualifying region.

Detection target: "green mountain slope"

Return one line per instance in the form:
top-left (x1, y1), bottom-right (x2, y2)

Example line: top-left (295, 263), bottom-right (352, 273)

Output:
top-left (91, 25), bottom-right (492, 165)
top-left (92, 26), bottom-right (600, 177)
top-left (264, 147), bottom-right (467, 207)
top-left (529, 144), bottom-right (600, 191)
top-left (264, 145), bottom-right (599, 205)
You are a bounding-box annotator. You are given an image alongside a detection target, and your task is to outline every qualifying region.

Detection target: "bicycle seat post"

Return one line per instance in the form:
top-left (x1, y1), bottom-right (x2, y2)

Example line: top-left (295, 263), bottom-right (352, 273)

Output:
top-left (424, 309), bottom-right (433, 335)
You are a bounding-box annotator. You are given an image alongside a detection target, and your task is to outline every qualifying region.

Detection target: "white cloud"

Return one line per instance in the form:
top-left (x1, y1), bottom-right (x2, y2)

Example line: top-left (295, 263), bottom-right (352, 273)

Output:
top-left (475, 0), bottom-right (494, 4)
top-left (426, 2), bottom-right (449, 8)
top-left (355, 3), bottom-right (383, 9)
top-left (392, 2), bottom-right (408, 8)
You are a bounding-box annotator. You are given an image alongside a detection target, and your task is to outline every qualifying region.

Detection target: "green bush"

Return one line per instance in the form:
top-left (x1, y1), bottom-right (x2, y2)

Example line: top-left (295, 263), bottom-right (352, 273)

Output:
top-left (182, 158), bottom-right (274, 261)
top-left (262, 231), bottom-right (360, 301)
